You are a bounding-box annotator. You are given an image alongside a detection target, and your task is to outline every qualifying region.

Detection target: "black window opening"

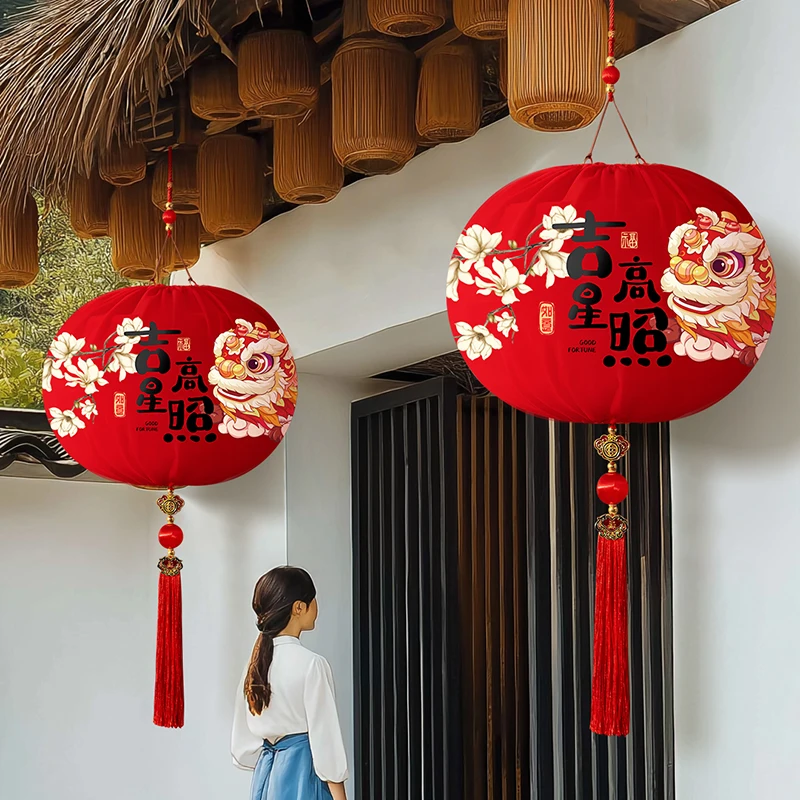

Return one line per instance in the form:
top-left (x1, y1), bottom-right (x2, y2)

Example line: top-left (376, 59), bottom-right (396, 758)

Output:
top-left (352, 369), bottom-right (674, 799)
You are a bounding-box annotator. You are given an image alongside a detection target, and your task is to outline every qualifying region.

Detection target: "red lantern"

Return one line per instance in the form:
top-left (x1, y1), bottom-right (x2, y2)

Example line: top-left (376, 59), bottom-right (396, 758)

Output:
top-left (447, 162), bottom-right (776, 736)
top-left (447, 163), bottom-right (775, 423)
top-left (42, 283), bottom-right (297, 727)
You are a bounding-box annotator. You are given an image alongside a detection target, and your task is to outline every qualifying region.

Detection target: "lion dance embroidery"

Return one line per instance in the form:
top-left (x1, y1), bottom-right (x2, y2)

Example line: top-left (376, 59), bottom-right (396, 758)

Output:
top-left (660, 208), bottom-right (776, 365)
top-left (207, 319), bottom-right (297, 441)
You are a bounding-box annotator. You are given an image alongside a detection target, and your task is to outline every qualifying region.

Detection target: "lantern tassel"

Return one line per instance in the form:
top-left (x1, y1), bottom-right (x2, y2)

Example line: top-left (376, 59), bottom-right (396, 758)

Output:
top-left (154, 550), bottom-right (184, 728)
top-left (154, 489), bottom-right (186, 729)
top-left (590, 520), bottom-right (629, 736)
top-left (591, 426), bottom-right (631, 737)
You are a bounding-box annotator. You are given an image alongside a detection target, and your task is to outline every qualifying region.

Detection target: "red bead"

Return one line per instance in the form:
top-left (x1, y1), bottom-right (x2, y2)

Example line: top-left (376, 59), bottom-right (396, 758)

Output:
top-left (162, 209), bottom-right (177, 225)
top-left (602, 65), bottom-right (620, 86)
top-left (597, 472), bottom-right (628, 505)
top-left (159, 523), bottom-right (184, 550)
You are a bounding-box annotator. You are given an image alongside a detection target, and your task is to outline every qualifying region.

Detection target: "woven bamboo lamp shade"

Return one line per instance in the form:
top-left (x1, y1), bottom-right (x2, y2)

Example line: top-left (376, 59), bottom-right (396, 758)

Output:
top-left (368, 0), bottom-right (447, 37)
top-left (109, 179), bottom-right (162, 282)
top-left (68, 170), bottom-right (113, 239)
top-left (0, 196), bottom-right (39, 289)
top-left (99, 140), bottom-right (148, 186)
top-left (615, 11), bottom-right (637, 57)
top-left (507, 0), bottom-right (605, 132)
top-left (152, 147), bottom-right (200, 214)
top-left (274, 87), bottom-right (344, 204)
top-left (331, 36), bottom-right (417, 175)
top-left (199, 224), bottom-right (216, 245)
top-left (343, 0), bottom-right (374, 38)
top-left (198, 134), bottom-right (264, 238)
top-left (190, 57), bottom-right (247, 121)
top-left (416, 42), bottom-right (481, 143)
top-left (453, 0), bottom-right (507, 39)
top-left (237, 30), bottom-right (319, 119)
top-left (164, 214), bottom-right (202, 273)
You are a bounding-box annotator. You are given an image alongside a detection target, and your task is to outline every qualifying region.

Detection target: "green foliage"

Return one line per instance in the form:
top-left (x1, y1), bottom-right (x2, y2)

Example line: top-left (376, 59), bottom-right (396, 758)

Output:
top-left (0, 202), bottom-right (130, 410)
top-left (0, 318), bottom-right (42, 409)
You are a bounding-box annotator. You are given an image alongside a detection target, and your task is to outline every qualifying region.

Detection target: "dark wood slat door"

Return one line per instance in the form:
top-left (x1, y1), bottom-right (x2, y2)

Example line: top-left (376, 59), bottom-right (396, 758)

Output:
top-left (352, 378), bottom-right (463, 800)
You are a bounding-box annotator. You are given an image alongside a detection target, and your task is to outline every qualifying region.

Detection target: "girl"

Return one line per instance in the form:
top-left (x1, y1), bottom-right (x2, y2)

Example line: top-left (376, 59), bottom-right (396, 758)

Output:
top-left (232, 567), bottom-right (348, 800)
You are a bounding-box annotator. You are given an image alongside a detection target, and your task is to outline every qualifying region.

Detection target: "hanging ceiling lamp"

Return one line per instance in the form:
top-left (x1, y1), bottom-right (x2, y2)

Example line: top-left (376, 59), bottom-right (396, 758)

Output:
top-left (152, 147), bottom-right (200, 215)
top-left (332, 35), bottom-right (417, 175)
top-left (0, 194), bottom-right (39, 289)
top-left (190, 56), bottom-right (247, 122)
top-left (198, 134), bottom-right (264, 238)
top-left (368, 0), bottom-right (447, 37)
top-left (274, 86), bottom-right (344, 204)
top-left (109, 179), bottom-right (162, 282)
top-left (68, 170), bottom-right (113, 239)
top-left (453, 0), bottom-right (508, 39)
top-left (507, 0), bottom-right (605, 131)
top-left (100, 139), bottom-right (148, 186)
top-left (237, 29), bottom-right (320, 119)
top-left (343, 0), bottom-right (374, 37)
top-left (416, 41), bottom-right (482, 144)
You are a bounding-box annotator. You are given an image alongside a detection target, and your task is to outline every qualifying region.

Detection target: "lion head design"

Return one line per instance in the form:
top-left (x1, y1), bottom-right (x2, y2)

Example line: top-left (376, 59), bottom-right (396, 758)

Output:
top-left (207, 319), bottom-right (297, 440)
top-left (660, 208), bottom-right (776, 364)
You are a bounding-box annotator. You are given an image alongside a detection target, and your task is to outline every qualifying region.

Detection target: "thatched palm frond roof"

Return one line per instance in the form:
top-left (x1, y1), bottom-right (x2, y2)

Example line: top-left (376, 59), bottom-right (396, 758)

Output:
top-left (0, 0), bottom-right (266, 206)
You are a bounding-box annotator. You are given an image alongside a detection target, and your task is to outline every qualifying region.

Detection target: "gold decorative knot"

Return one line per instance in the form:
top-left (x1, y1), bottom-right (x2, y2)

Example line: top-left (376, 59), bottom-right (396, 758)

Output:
top-left (157, 490), bottom-right (185, 519)
top-left (158, 553), bottom-right (184, 577)
top-left (594, 428), bottom-right (630, 464)
top-left (596, 513), bottom-right (628, 541)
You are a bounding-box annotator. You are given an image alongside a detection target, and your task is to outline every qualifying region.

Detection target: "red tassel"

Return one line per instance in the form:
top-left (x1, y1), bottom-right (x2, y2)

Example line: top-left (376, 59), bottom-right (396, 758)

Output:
top-left (154, 556), bottom-right (184, 728)
top-left (590, 529), bottom-right (629, 736)
top-left (591, 426), bottom-right (630, 737)
top-left (153, 498), bottom-right (186, 729)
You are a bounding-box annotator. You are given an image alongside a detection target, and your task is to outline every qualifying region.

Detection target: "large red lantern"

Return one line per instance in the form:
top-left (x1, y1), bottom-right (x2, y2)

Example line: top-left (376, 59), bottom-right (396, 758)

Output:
top-left (42, 284), bottom-right (295, 486)
top-left (41, 150), bottom-right (296, 729)
top-left (447, 162), bottom-right (775, 423)
top-left (447, 6), bottom-right (776, 738)
top-left (42, 283), bottom-right (297, 728)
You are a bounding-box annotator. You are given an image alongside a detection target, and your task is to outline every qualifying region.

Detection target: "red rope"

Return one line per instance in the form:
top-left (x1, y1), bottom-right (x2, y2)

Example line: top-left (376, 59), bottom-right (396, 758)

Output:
top-left (608, 0), bottom-right (615, 60)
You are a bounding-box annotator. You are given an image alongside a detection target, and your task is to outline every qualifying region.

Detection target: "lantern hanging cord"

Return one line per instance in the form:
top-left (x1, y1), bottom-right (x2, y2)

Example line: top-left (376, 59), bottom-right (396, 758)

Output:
top-left (585, 0), bottom-right (647, 165)
top-left (155, 146), bottom-right (198, 286)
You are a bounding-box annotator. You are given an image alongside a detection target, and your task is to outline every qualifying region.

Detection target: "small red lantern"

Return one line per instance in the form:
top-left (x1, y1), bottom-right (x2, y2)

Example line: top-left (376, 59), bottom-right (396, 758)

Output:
top-left (447, 17), bottom-right (776, 734)
top-left (42, 285), bottom-right (297, 728)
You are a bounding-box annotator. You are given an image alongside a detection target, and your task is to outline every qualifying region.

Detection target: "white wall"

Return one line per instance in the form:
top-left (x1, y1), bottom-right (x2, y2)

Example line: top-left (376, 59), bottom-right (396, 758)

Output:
top-left (183, 0), bottom-right (800, 796)
top-left (283, 374), bottom-right (394, 788)
top-left (0, 456), bottom-right (288, 800)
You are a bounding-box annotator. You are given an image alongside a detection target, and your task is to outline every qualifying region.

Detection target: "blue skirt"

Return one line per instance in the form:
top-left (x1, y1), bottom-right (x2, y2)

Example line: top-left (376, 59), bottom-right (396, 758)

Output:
top-left (250, 733), bottom-right (333, 800)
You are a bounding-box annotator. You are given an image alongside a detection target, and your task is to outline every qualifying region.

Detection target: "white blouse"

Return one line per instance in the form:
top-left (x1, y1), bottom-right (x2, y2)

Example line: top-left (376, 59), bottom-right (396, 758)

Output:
top-left (231, 635), bottom-right (348, 784)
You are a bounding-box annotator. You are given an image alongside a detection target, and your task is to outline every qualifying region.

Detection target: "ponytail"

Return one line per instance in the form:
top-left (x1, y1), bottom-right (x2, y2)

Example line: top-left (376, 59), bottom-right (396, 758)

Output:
top-left (244, 566), bottom-right (316, 715)
top-left (245, 632), bottom-right (275, 715)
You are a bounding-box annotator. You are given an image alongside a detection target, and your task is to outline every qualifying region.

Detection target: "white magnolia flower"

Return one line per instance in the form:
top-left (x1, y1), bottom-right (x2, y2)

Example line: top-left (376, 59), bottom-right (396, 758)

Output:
top-left (532, 244), bottom-right (569, 288)
top-left (41, 357), bottom-right (63, 393)
top-left (64, 358), bottom-right (108, 395)
top-left (446, 257), bottom-right (474, 302)
top-left (495, 311), bottom-right (519, 338)
top-left (106, 344), bottom-right (137, 380)
top-left (49, 407), bottom-right (86, 437)
top-left (49, 332), bottom-right (86, 367)
top-left (115, 317), bottom-right (145, 345)
top-left (79, 399), bottom-right (98, 420)
top-left (456, 225), bottom-right (503, 270)
top-left (475, 258), bottom-right (532, 305)
top-left (541, 205), bottom-right (584, 244)
top-left (455, 321), bottom-right (502, 361)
